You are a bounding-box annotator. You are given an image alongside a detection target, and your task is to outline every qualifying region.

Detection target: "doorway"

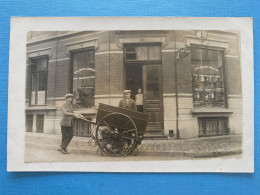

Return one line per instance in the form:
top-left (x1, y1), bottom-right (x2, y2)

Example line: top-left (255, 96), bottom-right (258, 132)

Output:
top-left (125, 63), bottom-right (163, 131)
top-left (125, 64), bottom-right (143, 100)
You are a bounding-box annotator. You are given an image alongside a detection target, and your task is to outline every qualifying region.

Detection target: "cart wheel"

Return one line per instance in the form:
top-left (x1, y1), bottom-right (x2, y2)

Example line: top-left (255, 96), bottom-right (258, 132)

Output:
top-left (95, 112), bottom-right (138, 156)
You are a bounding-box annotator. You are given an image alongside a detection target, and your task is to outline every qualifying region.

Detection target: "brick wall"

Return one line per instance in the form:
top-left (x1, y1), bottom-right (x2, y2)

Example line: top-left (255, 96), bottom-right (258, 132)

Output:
top-left (109, 53), bottom-right (124, 94)
top-left (48, 60), bottom-right (71, 98)
top-left (225, 57), bottom-right (242, 95)
top-left (176, 54), bottom-right (193, 94)
top-left (95, 53), bottom-right (110, 95)
top-left (161, 51), bottom-right (175, 93)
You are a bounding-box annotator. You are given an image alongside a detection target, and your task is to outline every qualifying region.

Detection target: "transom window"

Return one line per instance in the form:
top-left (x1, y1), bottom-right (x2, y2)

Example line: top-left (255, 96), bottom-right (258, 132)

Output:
top-left (191, 47), bottom-right (226, 108)
top-left (124, 45), bottom-right (161, 61)
top-left (30, 57), bottom-right (48, 106)
top-left (72, 49), bottom-right (95, 108)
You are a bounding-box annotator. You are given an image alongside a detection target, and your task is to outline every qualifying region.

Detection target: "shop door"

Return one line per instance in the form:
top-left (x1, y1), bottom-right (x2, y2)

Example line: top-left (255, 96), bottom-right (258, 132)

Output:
top-left (143, 64), bottom-right (163, 131)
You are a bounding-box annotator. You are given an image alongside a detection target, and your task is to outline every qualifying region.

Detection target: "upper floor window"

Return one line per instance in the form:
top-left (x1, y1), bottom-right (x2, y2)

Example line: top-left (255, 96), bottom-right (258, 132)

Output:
top-left (30, 57), bottom-right (48, 106)
top-left (191, 47), bottom-right (226, 108)
top-left (124, 45), bottom-right (161, 61)
top-left (72, 49), bottom-right (95, 108)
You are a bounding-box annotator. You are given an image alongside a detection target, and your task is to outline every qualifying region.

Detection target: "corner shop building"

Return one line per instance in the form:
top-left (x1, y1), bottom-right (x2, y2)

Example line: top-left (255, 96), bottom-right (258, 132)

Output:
top-left (25, 30), bottom-right (242, 139)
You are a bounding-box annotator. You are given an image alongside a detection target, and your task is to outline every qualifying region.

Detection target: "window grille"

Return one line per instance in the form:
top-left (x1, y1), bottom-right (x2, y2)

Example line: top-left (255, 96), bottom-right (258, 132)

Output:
top-left (26, 115), bottom-right (33, 132)
top-left (199, 117), bottom-right (229, 137)
top-left (36, 115), bottom-right (44, 133)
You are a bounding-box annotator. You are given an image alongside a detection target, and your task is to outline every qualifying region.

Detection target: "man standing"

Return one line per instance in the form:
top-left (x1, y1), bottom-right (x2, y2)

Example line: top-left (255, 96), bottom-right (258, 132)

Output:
top-left (118, 90), bottom-right (137, 111)
top-left (58, 94), bottom-right (83, 154)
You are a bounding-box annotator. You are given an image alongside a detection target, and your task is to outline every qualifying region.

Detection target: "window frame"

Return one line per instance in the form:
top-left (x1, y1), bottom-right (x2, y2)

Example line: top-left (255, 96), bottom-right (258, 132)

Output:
top-left (70, 47), bottom-right (95, 108)
top-left (124, 43), bottom-right (162, 63)
top-left (26, 114), bottom-right (33, 132)
top-left (198, 117), bottom-right (230, 137)
top-left (36, 114), bottom-right (44, 133)
top-left (190, 45), bottom-right (228, 108)
top-left (29, 56), bottom-right (49, 106)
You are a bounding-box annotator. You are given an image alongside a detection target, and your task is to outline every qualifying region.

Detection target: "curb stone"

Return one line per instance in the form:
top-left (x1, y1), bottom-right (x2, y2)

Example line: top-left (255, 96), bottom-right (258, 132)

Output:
top-left (26, 143), bottom-right (242, 158)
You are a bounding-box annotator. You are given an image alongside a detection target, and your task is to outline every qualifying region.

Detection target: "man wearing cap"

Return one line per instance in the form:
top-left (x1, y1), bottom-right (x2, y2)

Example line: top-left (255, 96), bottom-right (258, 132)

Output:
top-left (58, 94), bottom-right (83, 154)
top-left (118, 90), bottom-right (137, 111)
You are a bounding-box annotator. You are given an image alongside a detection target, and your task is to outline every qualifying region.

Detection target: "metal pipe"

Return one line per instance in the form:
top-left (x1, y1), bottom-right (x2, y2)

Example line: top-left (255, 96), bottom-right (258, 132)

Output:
top-left (174, 31), bottom-right (179, 138)
top-left (108, 31), bottom-right (111, 104)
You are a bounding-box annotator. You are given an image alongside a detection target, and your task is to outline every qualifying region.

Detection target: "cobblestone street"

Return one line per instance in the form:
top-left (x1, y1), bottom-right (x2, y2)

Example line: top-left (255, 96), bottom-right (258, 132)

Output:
top-left (25, 132), bottom-right (242, 163)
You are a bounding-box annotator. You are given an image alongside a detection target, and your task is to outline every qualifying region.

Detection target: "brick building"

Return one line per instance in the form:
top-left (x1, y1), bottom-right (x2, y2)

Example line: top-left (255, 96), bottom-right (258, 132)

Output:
top-left (25, 30), bottom-right (242, 139)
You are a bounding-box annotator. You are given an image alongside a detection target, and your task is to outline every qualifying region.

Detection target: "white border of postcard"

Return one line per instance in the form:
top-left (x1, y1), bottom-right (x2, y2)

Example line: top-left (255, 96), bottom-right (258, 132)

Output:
top-left (7, 17), bottom-right (254, 172)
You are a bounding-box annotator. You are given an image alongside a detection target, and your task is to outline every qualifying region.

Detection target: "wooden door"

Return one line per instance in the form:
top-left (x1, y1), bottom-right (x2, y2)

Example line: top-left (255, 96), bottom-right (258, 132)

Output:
top-left (143, 65), bottom-right (163, 131)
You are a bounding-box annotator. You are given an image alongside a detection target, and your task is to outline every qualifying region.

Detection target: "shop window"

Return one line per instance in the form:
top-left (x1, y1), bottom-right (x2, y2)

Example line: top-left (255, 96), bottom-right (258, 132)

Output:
top-left (191, 48), bottom-right (226, 108)
top-left (36, 115), bottom-right (44, 133)
top-left (199, 117), bottom-right (229, 137)
top-left (124, 45), bottom-right (161, 61)
top-left (30, 57), bottom-right (48, 106)
top-left (26, 115), bottom-right (33, 132)
top-left (72, 49), bottom-right (95, 108)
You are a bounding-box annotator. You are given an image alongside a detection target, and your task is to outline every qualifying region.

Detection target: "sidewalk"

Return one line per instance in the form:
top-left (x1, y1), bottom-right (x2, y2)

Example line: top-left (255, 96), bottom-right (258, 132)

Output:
top-left (25, 132), bottom-right (242, 158)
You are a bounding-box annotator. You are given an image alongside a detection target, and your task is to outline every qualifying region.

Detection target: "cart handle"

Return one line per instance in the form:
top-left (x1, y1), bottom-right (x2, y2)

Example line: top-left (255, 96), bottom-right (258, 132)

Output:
top-left (76, 117), bottom-right (97, 125)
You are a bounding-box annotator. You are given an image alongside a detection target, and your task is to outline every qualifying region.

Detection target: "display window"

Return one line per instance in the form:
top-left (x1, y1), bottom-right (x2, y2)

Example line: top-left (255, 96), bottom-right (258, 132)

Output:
top-left (72, 49), bottom-right (95, 108)
top-left (191, 47), bottom-right (226, 108)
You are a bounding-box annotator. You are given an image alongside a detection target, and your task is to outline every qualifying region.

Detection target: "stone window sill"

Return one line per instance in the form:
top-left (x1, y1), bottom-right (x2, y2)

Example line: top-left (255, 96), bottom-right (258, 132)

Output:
top-left (191, 108), bottom-right (233, 117)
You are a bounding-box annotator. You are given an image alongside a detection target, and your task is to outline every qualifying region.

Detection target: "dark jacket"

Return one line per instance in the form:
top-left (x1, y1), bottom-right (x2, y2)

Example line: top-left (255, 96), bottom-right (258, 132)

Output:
top-left (118, 98), bottom-right (137, 111)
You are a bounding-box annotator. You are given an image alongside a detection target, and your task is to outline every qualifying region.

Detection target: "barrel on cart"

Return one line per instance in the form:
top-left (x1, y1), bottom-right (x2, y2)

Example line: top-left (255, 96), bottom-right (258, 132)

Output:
top-left (95, 103), bottom-right (149, 156)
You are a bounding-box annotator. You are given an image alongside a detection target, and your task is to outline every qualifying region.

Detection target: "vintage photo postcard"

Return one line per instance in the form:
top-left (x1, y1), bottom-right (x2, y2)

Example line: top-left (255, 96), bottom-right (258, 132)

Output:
top-left (7, 17), bottom-right (254, 172)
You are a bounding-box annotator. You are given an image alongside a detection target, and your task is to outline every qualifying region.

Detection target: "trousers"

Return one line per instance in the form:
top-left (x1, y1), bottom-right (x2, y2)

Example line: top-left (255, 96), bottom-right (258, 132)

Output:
top-left (60, 126), bottom-right (73, 150)
top-left (137, 105), bottom-right (143, 112)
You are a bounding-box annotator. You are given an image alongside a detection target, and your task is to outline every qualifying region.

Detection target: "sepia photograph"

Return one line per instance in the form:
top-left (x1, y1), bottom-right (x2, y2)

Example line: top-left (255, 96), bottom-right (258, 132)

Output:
top-left (7, 17), bottom-right (254, 172)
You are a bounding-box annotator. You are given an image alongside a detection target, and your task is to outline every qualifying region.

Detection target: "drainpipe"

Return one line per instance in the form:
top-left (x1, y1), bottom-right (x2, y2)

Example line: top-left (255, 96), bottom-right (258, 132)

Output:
top-left (174, 31), bottom-right (180, 139)
top-left (108, 31), bottom-right (111, 105)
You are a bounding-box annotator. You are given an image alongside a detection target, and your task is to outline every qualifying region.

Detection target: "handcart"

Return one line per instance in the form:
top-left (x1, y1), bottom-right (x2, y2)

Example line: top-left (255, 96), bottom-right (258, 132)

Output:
top-left (80, 103), bottom-right (149, 156)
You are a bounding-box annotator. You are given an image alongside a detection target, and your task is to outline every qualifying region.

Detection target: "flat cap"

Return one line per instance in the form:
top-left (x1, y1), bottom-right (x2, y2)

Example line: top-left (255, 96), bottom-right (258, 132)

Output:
top-left (65, 94), bottom-right (74, 98)
top-left (123, 90), bottom-right (131, 94)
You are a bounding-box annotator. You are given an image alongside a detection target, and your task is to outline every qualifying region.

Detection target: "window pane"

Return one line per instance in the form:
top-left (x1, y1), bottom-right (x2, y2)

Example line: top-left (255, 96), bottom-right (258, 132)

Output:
top-left (30, 57), bottom-right (48, 106)
top-left (136, 46), bottom-right (148, 60)
top-left (31, 64), bottom-right (37, 72)
top-left (125, 53), bottom-right (136, 60)
top-left (87, 50), bottom-right (95, 64)
top-left (126, 47), bottom-right (135, 52)
top-left (37, 72), bottom-right (47, 105)
top-left (148, 46), bottom-right (160, 60)
top-left (36, 115), bottom-right (44, 133)
top-left (31, 73), bottom-right (38, 105)
top-left (73, 50), bottom-right (95, 108)
top-left (38, 58), bottom-right (48, 71)
top-left (26, 115), bottom-right (33, 132)
top-left (38, 72), bottom-right (47, 91)
top-left (145, 66), bottom-right (159, 98)
top-left (191, 48), bottom-right (201, 64)
top-left (125, 45), bottom-right (161, 61)
top-left (191, 48), bottom-right (225, 108)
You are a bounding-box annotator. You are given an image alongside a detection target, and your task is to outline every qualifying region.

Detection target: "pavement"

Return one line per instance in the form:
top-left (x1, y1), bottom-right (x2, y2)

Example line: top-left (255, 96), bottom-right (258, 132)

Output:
top-left (25, 132), bottom-right (242, 163)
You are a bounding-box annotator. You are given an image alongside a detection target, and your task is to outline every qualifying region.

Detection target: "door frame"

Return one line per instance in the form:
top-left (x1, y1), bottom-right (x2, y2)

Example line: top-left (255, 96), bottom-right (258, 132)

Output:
top-left (123, 43), bottom-right (164, 130)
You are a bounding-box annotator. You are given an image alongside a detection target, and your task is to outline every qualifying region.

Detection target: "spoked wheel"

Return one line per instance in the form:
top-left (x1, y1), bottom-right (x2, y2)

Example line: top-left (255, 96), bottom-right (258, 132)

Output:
top-left (95, 112), bottom-right (138, 156)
